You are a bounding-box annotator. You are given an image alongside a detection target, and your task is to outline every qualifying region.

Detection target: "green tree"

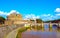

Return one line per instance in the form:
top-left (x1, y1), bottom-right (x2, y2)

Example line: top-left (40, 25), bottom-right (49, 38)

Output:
top-left (0, 16), bottom-right (5, 24)
top-left (36, 19), bottom-right (43, 23)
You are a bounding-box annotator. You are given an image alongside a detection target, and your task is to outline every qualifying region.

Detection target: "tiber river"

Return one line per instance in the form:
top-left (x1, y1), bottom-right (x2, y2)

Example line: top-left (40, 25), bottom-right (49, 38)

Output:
top-left (17, 24), bottom-right (60, 38)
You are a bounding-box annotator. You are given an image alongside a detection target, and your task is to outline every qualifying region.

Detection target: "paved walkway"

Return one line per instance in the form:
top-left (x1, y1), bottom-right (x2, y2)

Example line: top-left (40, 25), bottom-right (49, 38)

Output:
top-left (5, 28), bottom-right (20, 38)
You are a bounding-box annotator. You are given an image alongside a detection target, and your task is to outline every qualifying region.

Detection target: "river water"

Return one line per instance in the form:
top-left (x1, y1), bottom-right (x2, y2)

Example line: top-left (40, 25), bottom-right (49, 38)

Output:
top-left (20, 24), bottom-right (60, 38)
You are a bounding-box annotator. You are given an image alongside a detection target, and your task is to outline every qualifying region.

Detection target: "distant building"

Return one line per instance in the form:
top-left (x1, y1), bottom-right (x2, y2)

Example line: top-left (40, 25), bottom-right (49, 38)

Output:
top-left (4, 12), bottom-right (33, 25)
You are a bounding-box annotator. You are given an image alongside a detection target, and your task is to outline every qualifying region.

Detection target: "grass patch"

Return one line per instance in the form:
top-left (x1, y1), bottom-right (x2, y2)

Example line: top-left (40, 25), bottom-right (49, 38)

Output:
top-left (16, 27), bottom-right (29, 38)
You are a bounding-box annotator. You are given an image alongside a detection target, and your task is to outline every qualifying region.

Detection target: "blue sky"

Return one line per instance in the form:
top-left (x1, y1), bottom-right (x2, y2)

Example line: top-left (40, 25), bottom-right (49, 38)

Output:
top-left (0, 0), bottom-right (60, 21)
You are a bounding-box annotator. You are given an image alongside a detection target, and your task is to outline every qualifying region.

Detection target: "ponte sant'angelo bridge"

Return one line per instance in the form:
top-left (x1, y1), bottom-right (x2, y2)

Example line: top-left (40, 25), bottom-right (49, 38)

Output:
top-left (0, 23), bottom-right (60, 38)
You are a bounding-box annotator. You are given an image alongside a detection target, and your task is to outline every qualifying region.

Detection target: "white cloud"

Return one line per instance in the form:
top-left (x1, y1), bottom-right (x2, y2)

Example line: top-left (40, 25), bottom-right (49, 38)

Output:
top-left (0, 11), bottom-right (7, 15)
top-left (0, 10), bottom-right (60, 21)
top-left (56, 14), bottom-right (60, 16)
top-left (7, 10), bottom-right (19, 15)
top-left (0, 10), bottom-right (19, 16)
top-left (40, 14), bottom-right (59, 21)
top-left (24, 14), bottom-right (40, 20)
top-left (42, 14), bottom-right (50, 17)
top-left (55, 8), bottom-right (60, 12)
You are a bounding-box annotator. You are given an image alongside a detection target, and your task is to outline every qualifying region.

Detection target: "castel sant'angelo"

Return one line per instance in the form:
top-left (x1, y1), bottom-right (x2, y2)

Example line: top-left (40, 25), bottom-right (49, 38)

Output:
top-left (4, 12), bottom-right (33, 25)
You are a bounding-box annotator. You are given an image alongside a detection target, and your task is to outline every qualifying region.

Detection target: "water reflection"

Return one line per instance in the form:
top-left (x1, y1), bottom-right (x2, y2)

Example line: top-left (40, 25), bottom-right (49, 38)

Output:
top-left (17, 24), bottom-right (60, 38)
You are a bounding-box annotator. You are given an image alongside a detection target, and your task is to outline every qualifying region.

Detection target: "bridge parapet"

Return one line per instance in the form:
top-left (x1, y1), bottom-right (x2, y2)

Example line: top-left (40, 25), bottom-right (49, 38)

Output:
top-left (0, 24), bottom-right (24, 38)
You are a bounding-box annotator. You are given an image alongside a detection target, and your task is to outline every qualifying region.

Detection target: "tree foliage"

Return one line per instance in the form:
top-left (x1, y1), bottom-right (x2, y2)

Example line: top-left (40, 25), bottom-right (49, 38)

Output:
top-left (36, 19), bottom-right (43, 23)
top-left (0, 16), bottom-right (5, 24)
top-left (45, 19), bottom-right (60, 23)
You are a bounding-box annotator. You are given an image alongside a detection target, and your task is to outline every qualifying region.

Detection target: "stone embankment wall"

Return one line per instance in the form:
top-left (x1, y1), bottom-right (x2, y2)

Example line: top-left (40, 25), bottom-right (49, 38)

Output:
top-left (0, 24), bottom-right (24, 38)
